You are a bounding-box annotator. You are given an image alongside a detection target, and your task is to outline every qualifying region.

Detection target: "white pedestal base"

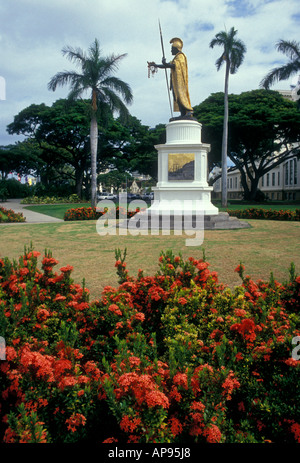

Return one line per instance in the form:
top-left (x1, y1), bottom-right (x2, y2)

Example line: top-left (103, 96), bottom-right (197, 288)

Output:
top-left (148, 119), bottom-right (218, 217)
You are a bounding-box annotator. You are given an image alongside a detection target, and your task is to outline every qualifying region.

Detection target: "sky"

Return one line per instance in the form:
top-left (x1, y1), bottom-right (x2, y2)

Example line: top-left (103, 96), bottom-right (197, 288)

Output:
top-left (0, 0), bottom-right (299, 146)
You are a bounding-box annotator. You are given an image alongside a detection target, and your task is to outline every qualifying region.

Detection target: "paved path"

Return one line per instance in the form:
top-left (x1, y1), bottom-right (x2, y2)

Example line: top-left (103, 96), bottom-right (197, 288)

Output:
top-left (0, 199), bottom-right (63, 224)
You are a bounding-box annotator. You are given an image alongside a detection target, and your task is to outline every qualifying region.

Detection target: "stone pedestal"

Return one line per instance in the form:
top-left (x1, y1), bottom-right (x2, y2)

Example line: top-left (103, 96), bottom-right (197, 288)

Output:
top-left (119, 119), bottom-right (250, 233)
top-left (148, 119), bottom-right (219, 216)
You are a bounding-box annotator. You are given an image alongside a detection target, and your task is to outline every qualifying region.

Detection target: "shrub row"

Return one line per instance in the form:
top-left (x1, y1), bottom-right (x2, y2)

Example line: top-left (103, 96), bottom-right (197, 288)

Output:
top-left (21, 194), bottom-right (83, 205)
top-left (227, 207), bottom-right (300, 221)
top-left (64, 206), bottom-right (142, 221)
top-left (0, 246), bottom-right (299, 443)
top-left (0, 207), bottom-right (25, 223)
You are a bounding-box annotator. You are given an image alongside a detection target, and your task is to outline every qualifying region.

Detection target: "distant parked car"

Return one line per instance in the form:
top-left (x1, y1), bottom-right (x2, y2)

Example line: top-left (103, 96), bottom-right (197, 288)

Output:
top-left (142, 192), bottom-right (154, 201)
top-left (97, 192), bottom-right (117, 200)
top-left (107, 193), bottom-right (117, 200)
top-left (126, 193), bottom-right (141, 201)
top-left (97, 191), bottom-right (109, 199)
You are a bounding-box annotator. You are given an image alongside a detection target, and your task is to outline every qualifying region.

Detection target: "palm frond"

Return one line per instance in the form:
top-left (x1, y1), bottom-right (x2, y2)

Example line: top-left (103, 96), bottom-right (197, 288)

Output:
top-left (101, 76), bottom-right (133, 104)
top-left (61, 45), bottom-right (86, 64)
top-left (260, 40), bottom-right (300, 89)
top-left (99, 87), bottom-right (130, 122)
top-left (215, 55), bottom-right (225, 71)
top-left (210, 27), bottom-right (246, 74)
top-left (276, 39), bottom-right (300, 60)
top-left (98, 53), bottom-right (128, 81)
top-left (47, 71), bottom-right (83, 91)
top-left (48, 39), bottom-right (133, 118)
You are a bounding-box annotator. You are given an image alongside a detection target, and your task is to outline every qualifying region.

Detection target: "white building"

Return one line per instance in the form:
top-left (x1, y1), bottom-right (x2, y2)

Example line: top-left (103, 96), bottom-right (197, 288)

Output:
top-left (213, 156), bottom-right (300, 201)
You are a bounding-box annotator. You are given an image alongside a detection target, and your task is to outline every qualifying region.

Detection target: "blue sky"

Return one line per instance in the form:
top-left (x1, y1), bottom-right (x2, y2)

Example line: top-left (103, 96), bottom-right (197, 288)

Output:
top-left (0, 0), bottom-right (299, 145)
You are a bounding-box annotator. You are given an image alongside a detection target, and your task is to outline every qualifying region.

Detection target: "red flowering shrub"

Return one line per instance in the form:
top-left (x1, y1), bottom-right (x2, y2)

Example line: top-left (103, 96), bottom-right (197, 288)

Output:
top-left (0, 207), bottom-right (25, 223)
top-left (0, 245), bottom-right (299, 443)
top-left (64, 206), bottom-right (141, 221)
top-left (227, 207), bottom-right (300, 221)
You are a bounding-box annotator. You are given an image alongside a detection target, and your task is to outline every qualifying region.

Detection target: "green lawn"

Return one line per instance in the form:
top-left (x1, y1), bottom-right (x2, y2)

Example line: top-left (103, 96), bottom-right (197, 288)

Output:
top-left (23, 202), bottom-right (91, 219)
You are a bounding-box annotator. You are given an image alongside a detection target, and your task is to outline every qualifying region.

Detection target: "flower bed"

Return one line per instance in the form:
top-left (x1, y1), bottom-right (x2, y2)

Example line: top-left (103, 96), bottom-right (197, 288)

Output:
top-left (0, 207), bottom-right (25, 223)
top-left (64, 206), bottom-right (141, 221)
top-left (0, 246), bottom-right (299, 443)
top-left (227, 207), bottom-right (300, 221)
top-left (21, 194), bottom-right (84, 204)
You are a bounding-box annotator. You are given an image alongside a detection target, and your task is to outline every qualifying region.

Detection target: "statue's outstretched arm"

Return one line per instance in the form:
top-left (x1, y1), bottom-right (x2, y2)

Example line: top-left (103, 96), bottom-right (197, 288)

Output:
top-left (147, 59), bottom-right (174, 70)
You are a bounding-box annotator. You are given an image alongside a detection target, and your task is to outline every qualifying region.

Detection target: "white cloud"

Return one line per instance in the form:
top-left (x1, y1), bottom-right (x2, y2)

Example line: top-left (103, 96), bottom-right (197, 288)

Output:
top-left (0, 0), bottom-right (299, 145)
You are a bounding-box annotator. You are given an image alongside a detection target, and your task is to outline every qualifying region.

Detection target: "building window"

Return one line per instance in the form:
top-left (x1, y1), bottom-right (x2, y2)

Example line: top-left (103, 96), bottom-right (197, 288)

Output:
top-left (278, 171), bottom-right (280, 186)
top-left (266, 173), bottom-right (270, 187)
top-left (272, 172), bottom-right (275, 186)
top-left (235, 177), bottom-right (237, 189)
top-left (230, 178), bottom-right (232, 189)
top-left (285, 163), bottom-right (288, 185)
top-left (289, 160), bottom-right (293, 185)
top-left (294, 159), bottom-right (297, 185)
top-left (262, 175), bottom-right (264, 187)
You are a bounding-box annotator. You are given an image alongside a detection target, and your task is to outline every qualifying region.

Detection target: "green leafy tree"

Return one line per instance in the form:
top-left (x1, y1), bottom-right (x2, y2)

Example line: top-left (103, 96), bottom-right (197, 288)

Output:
top-left (98, 117), bottom-right (166, 182)
top-left (260, 40), bottom-right (300, 90)
top-left (48, 38), bottom-right (133, 207)
top-left (194, 90), bottom-right (300, 200)
top-left (7, 101), bottom-right (91, 196)
top-left (0, 141), bottom-right (43, 179)
top-left (97, 170), bottom-right (132, 193)
top-left (209, 27), bottom-right (246, 207)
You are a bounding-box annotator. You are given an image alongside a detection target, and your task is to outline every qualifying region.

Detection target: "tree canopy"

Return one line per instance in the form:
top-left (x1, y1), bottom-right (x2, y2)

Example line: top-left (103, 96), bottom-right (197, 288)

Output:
top-left (6, 99), bottom-right (163, 196)
top-left (194, 89), bottom-right (300, 200)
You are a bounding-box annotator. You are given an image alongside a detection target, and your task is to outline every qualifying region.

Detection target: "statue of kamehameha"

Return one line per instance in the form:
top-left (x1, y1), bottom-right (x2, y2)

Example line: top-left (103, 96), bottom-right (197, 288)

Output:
top-left (148, 25), bottom-right (194, 121)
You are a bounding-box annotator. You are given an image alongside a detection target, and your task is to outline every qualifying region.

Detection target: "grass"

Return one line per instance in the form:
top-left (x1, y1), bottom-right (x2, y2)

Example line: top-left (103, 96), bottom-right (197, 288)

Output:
top-left (23, 203), bottom-right (91, 220)
top-left (1, 218), bottom-right (299, 301)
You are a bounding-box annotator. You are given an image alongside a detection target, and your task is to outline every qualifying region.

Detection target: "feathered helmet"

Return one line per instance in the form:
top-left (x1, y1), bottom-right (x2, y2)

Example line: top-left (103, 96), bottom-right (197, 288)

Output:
top-left (170, 37), bottom-right (183, 51)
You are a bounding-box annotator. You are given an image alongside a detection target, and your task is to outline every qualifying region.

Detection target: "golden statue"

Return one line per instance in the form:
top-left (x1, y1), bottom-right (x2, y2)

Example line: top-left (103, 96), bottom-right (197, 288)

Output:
top-left (148, 37), bottom-right (194, 120)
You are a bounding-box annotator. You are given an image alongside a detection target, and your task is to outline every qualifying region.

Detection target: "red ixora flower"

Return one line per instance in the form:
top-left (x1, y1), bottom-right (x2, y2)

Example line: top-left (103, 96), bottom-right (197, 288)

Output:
top-left (145, 390), bottom-right (169, 409)
top-left (108, 304), bottom-right (122, 316)
top-left (230, 318), bottom-right (258, 341)
top-left (120, 415), bottom-right (141, 433)
top-left (65, 413), bottom-right (86, 433)
top-left (173, 372), bottom-right (188, 390)
top-left (60, 265), bottom-right (74, 273)
top-left (169, 416), bottom-right (183, 436)
top-left (53, 294), bottom-right (66, 302)
top-left (204, 424), bottom-right (222, 443)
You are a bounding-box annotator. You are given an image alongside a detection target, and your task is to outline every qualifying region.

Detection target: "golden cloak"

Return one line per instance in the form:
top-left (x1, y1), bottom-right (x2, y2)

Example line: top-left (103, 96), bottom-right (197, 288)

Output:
top-left (170, 51), bottom-right (193, 113)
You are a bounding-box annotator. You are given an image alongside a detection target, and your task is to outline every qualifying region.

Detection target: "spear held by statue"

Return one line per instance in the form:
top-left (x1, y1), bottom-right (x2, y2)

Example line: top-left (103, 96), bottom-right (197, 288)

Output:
top-left (147, 20), bottom-right (173, 118)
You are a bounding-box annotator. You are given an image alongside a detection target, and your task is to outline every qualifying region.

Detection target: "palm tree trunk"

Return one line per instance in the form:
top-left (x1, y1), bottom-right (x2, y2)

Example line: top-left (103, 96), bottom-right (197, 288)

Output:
top-left (90, 111), bottom-right (98, 208)
top-left (221, 62), bottom-right (230, 208)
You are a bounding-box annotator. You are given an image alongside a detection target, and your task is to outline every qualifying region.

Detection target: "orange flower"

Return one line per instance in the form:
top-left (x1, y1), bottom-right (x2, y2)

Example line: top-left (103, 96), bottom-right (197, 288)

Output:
top-left (120, 415), bottom-right (141, 433)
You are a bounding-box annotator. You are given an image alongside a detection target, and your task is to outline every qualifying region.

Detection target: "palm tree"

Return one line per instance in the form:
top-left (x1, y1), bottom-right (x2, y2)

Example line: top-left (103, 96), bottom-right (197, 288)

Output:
top-left (48, 38), bottom-right (133, 207)
top-left (210, 27), bottom-right (246, 207)
top-left (260, 40), bottom-right (300, 90)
